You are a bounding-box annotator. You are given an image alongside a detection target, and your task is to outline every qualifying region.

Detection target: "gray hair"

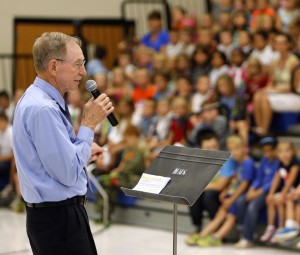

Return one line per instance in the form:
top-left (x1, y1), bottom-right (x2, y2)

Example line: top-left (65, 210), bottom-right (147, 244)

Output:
top-left (33, 32), bottom-right (82, 73)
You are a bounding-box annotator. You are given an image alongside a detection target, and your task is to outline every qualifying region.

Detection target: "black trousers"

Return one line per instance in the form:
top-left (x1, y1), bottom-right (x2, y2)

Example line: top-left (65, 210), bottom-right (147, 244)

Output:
top-left (26, 204), bottom-right (98, 255)
top-left (189, 190), bottom-right (221, 231)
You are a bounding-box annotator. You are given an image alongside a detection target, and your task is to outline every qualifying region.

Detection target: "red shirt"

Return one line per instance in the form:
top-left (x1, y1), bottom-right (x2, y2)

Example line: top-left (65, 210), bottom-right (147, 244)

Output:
top-left (170, 116), bottom-right (193, 144)
top-left (244, 74), bottom-right (268, 101)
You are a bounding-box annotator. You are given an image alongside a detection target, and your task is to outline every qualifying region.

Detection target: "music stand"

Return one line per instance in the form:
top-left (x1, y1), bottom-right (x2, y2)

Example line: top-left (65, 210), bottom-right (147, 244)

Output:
top-left (122, 145), bottom-right (230, 255)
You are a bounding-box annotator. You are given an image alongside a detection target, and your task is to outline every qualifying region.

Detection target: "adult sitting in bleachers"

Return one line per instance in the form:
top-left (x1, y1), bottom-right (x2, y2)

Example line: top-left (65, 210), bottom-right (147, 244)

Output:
top-left (253, 32), bottom-right (300, 135)
top-left (140, 10), bottom-right (169, 52)
top-left (275, 0), bottom-right (300, 33)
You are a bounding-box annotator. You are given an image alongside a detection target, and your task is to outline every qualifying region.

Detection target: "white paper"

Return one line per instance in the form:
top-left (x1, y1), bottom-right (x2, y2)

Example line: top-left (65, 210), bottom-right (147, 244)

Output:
top-left (133, 173), bottom-right (171, 194)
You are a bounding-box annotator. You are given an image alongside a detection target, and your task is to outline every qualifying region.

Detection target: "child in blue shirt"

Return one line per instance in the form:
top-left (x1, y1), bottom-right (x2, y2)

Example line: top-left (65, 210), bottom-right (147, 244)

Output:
top-left (235, 137), bottom-right (279, 248)
top-left (196, 135), bottom-right (256, 247)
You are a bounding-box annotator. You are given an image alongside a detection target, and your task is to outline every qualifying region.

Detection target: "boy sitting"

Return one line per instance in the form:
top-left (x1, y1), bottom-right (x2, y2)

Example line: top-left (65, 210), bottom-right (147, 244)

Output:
top-left (196, 135), bottom-right (256, 247)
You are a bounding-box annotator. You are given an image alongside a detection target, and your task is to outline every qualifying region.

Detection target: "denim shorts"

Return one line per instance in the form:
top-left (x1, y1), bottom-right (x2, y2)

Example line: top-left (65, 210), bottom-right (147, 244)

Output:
top-left (228, 201), bottom-right (238, 216)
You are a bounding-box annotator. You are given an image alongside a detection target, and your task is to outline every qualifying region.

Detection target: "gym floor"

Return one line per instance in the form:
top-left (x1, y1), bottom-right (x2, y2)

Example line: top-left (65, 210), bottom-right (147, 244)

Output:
top-left (0, 209), bottom-right (298, 255)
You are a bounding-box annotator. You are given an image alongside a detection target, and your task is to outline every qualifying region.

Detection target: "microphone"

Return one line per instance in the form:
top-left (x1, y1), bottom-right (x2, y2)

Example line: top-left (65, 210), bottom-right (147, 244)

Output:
top-left (85, 79), bottom-right (118, 126)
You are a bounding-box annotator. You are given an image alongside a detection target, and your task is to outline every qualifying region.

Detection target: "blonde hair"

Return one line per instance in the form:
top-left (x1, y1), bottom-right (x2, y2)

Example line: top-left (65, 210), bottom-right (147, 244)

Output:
top-left (33, 32), bottom-right (82, 73)
top-left (247, 57), bottom-right (263, 72)
top-left (171, 97), bottom-right (188, 109)
top-left (226, 135), bottom-right (244, 147)
top-left (277, 141), bottom-right (296, 155)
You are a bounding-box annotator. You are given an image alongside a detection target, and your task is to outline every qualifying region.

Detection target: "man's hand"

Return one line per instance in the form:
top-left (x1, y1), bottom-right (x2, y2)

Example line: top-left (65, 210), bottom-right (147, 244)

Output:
top-left (81, 94), bottom-right (114, 130)
top-left (89, 142), bottom-right (106, 162)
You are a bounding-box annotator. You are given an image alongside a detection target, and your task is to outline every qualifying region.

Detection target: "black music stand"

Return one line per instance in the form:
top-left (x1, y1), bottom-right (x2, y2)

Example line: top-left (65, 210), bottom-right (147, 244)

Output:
top-left (121, 145), bottom-right (230, 255)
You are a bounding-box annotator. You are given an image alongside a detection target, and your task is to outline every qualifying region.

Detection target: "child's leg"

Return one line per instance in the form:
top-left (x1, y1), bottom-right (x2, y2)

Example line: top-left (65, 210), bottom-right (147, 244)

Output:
top-left (296, 203), bottom-right (300, 225)
top-left (236, 120), bottom-right (249, 146)
top-left (285, 198), bottom-right (295, 226)
top-left (266, 195), bottom-right (276, 226)
top-left (199, 207), bottom-right (227, 237)
top-left (274, 195), bottom-right (285, 228)
top-left (214, 214), bottom-right (236, 240)
top-left (260, 195), bottom-right (277, 242)
top-left (242, 193), bottom-right (266, 241)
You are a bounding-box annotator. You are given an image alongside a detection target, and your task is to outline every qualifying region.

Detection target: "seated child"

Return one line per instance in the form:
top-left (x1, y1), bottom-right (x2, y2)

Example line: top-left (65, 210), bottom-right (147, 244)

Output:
top-left (0, 113), bottom-right (13, 191)
top-left (191, 100), bottom-right (230, 149)
top-left (138, 99), bottom-right (157, 140)
top-left (167, 97), bottom-right (193, 145)
top-left (191, 75), bottom-right (212, 113)
top-left (235, 137), bottom-right (279, 248)
top-left (195, 135), bottom-right (256, 247)
top-left (186, 130), bottom-right (237, 245)
top-left (148, 99), bottom-right (173, 158)
top-left (273, 182), bottom-right (300, 243)
top-left (96, 125), bottom-right (146, 215)
top-left (260, 141), bottom-right (300, 243)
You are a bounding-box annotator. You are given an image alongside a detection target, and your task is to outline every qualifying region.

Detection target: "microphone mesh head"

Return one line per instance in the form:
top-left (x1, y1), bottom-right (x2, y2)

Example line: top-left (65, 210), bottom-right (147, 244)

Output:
top-left (85, 80), bottom-right (97, 92)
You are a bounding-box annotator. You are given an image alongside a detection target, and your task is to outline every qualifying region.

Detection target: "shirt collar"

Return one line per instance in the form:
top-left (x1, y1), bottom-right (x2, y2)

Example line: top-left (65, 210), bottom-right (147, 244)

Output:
top-left (33, 77), bottom-right (66, 111)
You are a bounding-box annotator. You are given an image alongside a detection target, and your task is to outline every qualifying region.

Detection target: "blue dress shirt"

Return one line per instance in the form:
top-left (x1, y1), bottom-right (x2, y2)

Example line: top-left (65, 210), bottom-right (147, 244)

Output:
top-left (13, 77), bottom-right (94, 203)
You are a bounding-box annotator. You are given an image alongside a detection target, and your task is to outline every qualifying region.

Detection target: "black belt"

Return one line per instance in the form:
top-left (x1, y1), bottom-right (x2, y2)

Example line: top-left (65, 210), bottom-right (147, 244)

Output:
top-left (25, 195), bottom-right (87, 208)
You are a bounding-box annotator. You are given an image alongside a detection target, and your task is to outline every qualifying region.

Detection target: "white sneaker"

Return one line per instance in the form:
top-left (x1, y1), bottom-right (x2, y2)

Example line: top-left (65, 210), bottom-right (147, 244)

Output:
top-left (260, 226), bottom-right (276, 242)
top-left (235, 239), bottom-right (255, 249)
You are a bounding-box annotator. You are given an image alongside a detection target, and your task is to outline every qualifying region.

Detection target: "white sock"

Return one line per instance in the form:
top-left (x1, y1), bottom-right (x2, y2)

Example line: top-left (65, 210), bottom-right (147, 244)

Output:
top-left (267, 225), bottom-right (275, 230)
top-left (285, 219), bottom-right (299, 229)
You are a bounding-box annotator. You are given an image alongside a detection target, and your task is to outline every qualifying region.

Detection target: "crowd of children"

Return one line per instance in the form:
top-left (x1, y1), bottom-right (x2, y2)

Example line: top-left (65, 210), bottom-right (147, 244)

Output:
top-left (187, 134), bottom-right (300, 249)
top-left (0, 0), bottom-right (300, 250)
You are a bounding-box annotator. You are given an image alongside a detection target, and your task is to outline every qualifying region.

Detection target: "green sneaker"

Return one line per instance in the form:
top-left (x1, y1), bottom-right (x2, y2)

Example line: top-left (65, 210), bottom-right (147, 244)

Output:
top-left (11, 197), bottom-right (25, 213)
top-left (185, 233), bottom-right (200, 246)
top-left (197, 235), bottom-right (223, 247)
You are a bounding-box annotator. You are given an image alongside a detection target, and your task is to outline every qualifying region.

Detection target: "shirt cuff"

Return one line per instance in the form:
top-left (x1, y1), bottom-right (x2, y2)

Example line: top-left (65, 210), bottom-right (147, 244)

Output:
top-left (77, 126), bottom-right (94, 146)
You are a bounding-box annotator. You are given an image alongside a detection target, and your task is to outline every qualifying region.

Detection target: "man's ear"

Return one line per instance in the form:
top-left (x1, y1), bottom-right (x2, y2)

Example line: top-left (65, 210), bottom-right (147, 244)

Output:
top-left (48, 59), bottom-right (58, 76)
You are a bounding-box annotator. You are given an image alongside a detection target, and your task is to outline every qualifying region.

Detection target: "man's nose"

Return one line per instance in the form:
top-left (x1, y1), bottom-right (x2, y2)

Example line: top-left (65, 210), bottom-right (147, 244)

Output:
top-left (80, 65), bottom-right (87, 76)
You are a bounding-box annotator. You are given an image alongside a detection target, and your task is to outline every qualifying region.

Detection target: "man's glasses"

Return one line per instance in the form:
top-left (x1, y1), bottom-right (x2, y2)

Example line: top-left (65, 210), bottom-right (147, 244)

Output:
top-left (55, 59), bottom-right (86, 69)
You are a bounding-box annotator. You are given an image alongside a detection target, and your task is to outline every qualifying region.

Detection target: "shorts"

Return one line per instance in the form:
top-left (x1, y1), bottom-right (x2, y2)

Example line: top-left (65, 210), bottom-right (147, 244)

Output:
top-left (268, 93), bottom-right (300, 112)
top-left (228, 201), bottom-right (238, 216)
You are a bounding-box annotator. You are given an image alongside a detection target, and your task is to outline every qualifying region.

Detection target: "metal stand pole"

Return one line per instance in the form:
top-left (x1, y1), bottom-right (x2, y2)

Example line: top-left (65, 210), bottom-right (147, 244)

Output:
top-left (173, 203), bottom-right (178, 255)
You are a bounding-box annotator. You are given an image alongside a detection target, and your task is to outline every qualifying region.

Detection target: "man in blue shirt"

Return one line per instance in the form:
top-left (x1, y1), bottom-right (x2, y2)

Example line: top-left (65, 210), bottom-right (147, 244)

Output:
top-left (13, 32), bottom-right (114, 255)
top-left (140, 10), bottom-right (169, 52)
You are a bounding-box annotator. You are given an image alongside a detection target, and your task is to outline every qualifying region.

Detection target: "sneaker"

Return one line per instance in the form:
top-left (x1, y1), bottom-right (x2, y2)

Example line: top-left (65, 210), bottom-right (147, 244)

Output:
top-left (197, 235), bottom-right (223, 247)
top-left (10, 197), bottom-right (25, 213)
top-left (185, 233), bottom-right (200, 246)
top-left (273, 227), bottom-right (299, 242)
top-left (260, 226), bottom-right (276, 242)
top-left (235, 239), bottom-right (255, 249)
